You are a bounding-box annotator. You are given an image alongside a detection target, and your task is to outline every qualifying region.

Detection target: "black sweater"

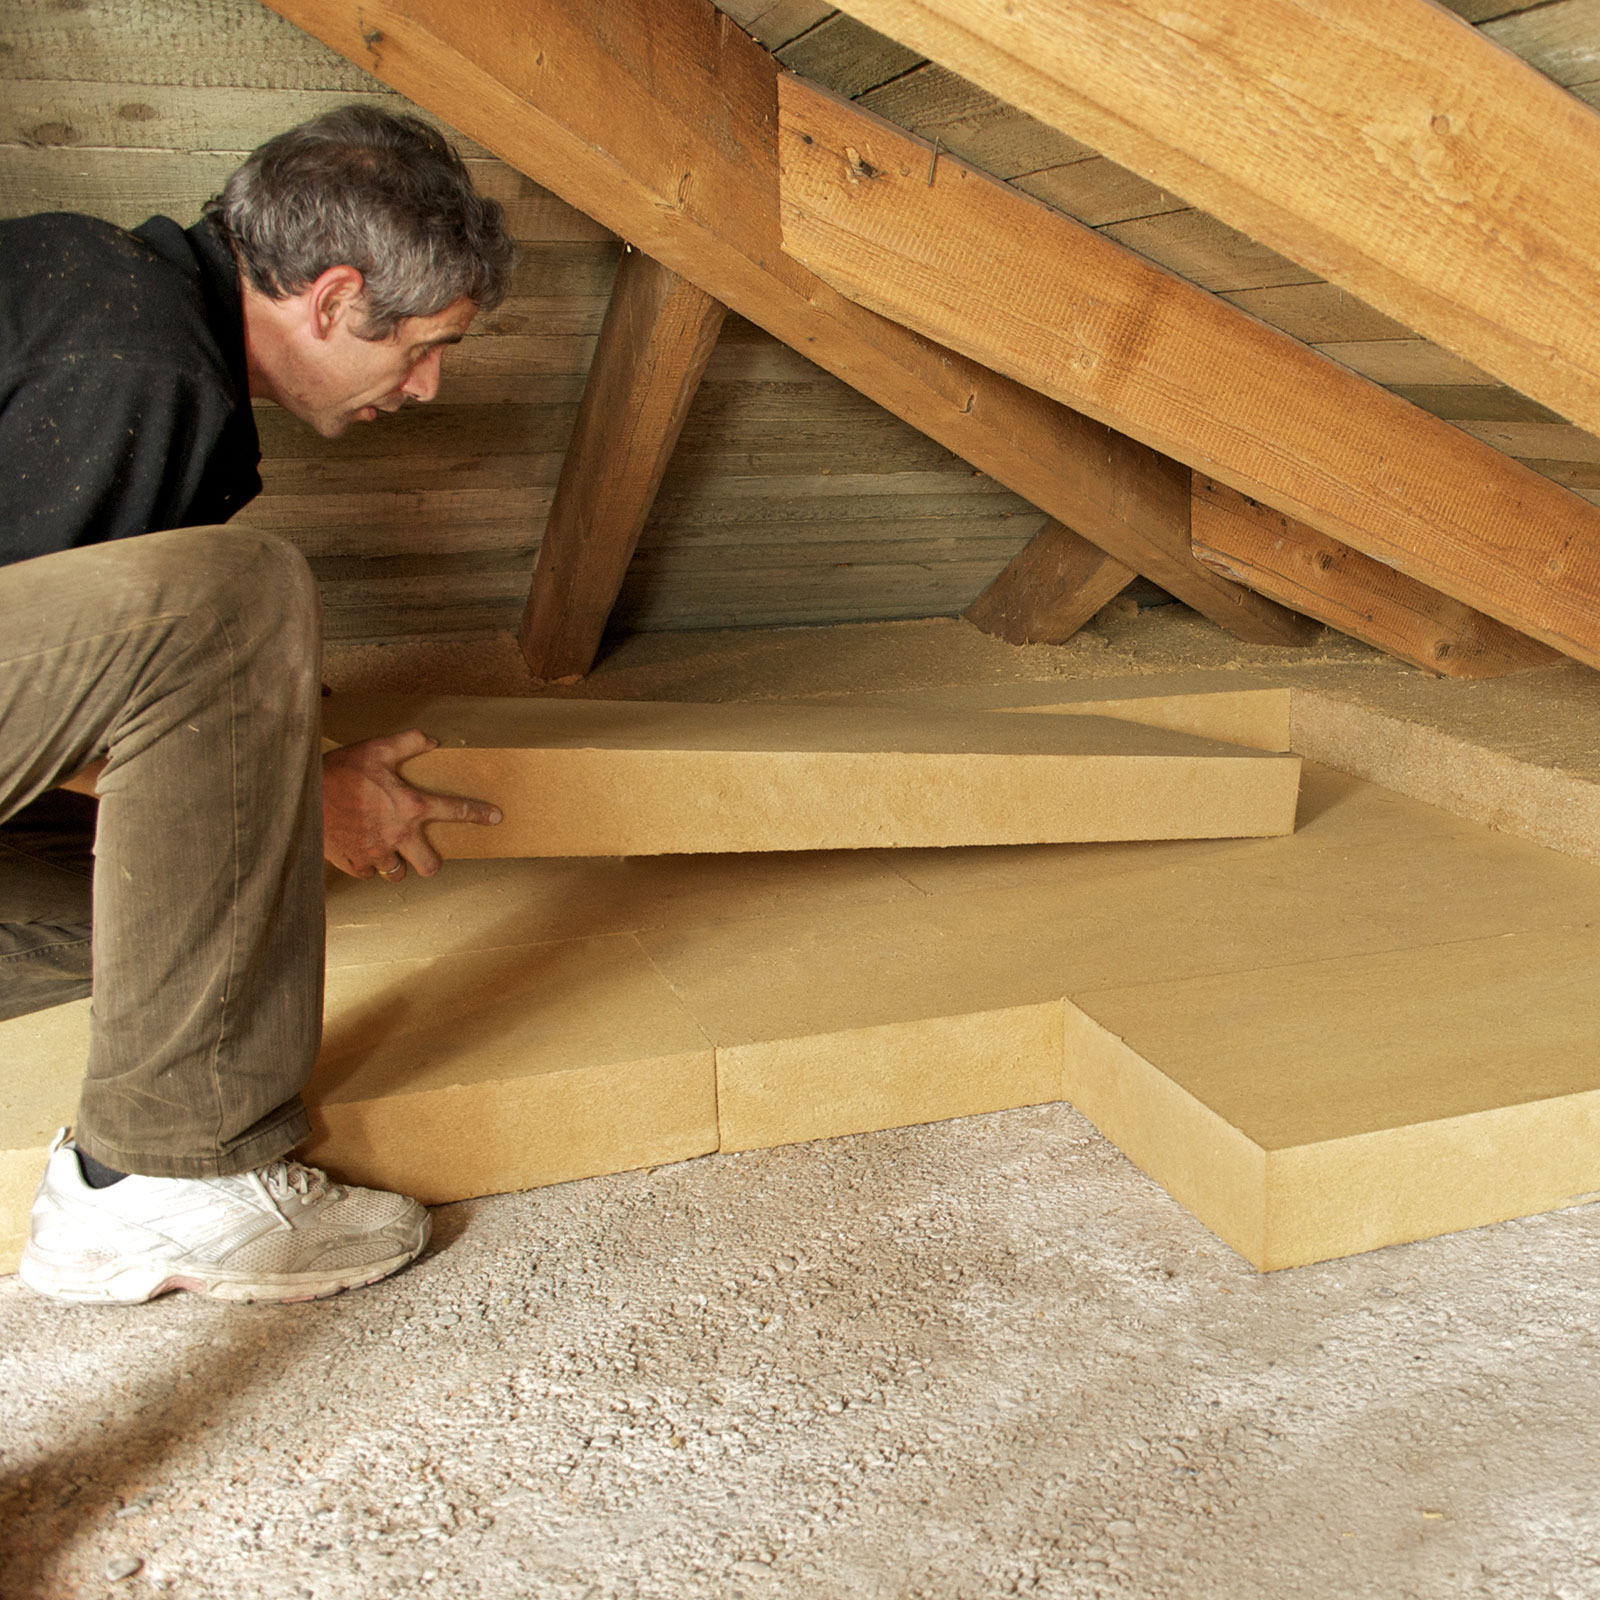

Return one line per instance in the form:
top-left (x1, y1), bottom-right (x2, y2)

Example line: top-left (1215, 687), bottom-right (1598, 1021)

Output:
top-left (0, 211), bottom-right (261, 568)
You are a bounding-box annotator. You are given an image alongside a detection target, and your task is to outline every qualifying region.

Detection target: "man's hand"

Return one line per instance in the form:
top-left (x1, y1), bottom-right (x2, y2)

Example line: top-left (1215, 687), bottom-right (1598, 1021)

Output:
top-left (322, 729), bottom-right (500, 881)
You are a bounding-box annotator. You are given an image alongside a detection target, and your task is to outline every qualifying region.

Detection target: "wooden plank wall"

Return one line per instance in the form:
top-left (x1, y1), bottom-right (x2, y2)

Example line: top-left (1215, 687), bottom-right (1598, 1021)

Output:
top-left (730, 0), bottom-right (1600, 510)
top-left (0, 0), bottom-right (1046, 642)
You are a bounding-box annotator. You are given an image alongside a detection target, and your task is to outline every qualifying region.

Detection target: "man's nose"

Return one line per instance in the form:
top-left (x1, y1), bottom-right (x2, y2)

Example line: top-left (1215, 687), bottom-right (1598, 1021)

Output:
top-left (402, 349), bottom-right (444, 403)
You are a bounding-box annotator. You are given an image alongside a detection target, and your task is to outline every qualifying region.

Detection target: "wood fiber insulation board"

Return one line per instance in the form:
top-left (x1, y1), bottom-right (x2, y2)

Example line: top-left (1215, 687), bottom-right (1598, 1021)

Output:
top-left (715, 1002), bottom-right (1066, 1152)
top-left (973, 675), bottom-right (1293, 752)
top-left (761, 674), bottom-right (1297, 750)
top-left (321, 694), bottom-right (1302, 856)
top-left (0, 998), bottom-right (92, 1270)
top-left (0, 939), bottom-right (718, 1242)
top-left (635, 764), bottom-right (1600, 1265)
top-left (298, 937), bottom-right (717, 1204)
top-left (1065, 928), bottom-right (1600, 1269)
top-left (7, 761), bottom-right (1600, 1271)
top-left (776, 75), bottom-right (1600, 669)
top-left (824, 0), bottom-right (1600, 440)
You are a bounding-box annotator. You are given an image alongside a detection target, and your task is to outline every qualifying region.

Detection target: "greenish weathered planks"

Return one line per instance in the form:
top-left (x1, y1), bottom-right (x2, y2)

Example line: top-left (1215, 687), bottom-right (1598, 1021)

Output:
top-left (0, 0), bottom-right (375, 89)
top-left (1100, 209), bottom-right (1319, 295)
top-left (1013, 158), bottom-right (1178, 228)
top-left (1313, 341), bottom-right (1496, 388)
top-left (1482, 2), bottom-right (1600, 93)
top-left (776, 11), bottom-right (924, 96)
top-left (252, 404), bottom-right (581, 460)
top-left (0, 144), bottom-right (613, 239)
top-left (258, 452), bottom-right (566, 498)
top-left (1456, 422), bottom-right (1600, 463)
top-left (0, 81), bottom-right (417, 151)
top-left (729, 0), bottom-right (839, 50)
top-left (1441, 1), bottom-right (1533, 21)
top-left (1220, 283), bottom-right (1410, 345)
top-left (857, 61), bottom-right (1091, 176)
top-left (0, 147), bottom-right (239, 226)
top-left (308, 531), bottom-right (1041, 639)
top-left (1388, 387), bottom-right (1564, 424)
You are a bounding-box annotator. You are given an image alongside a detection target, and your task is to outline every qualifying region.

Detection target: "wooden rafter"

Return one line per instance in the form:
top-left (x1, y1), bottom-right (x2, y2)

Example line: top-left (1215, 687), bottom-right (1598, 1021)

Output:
top-left (776, 76), bottom-right (1600, 668)
top-left (520, 247), bottom-right (726, 683)
top-left (259, 0), bottom-right (1309, 646)
top-left (827, 0), bottom-right (1600, 442)
top-left (1191, 479), bottom-right (1557, 679)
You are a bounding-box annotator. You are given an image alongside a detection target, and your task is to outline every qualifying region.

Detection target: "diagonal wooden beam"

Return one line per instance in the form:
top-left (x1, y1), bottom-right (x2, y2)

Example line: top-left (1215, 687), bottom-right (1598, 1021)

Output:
top-left (776, 76), bottom-right (1600, 668)
top-left (258, 0), bottom-right (1309, 646)
top-left (1191, 478), bottom-right (1557, 680)
top-left (827, 0), bottom-right (1600, 442)
top-left (520, 247), bottom-right (726, 683)
top-left (963, 520), bottom-right (1137, 645)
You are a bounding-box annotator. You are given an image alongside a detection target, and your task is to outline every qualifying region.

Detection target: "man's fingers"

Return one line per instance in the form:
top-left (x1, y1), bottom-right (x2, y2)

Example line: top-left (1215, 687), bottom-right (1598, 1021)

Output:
top-left (402, 837), bottom-right (443, 878)
top-left (379, 727), bottom-right (437, 763)
top-left (321, 727), bottom-right (496, 880)
top-left (420, 792), bottom-right (502, 827)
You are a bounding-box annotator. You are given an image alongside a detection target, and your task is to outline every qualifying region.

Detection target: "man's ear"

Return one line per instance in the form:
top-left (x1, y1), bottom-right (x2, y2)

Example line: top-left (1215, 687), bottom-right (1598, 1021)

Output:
top-left (305, 264), bottom-right (366, 341)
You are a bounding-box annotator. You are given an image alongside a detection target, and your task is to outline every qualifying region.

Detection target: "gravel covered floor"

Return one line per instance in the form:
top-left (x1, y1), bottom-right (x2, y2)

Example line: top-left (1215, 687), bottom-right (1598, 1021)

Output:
top-left (4, 1102), bottom-right (1600, 1599)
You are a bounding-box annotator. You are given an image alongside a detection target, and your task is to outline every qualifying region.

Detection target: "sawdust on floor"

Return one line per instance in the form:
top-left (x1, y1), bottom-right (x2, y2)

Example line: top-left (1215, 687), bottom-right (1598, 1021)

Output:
top-left (322, 608), bottom-right (1378, 702)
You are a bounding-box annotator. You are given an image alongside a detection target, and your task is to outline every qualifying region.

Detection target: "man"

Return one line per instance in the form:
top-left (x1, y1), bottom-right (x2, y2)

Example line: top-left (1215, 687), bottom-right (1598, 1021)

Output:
top-left (0, 106), bottom-right (514, 1304)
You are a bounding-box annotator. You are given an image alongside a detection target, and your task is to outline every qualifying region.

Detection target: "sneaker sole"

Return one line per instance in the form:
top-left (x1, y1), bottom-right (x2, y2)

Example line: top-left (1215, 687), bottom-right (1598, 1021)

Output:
top-left (18, 1215), bottom-right (431, 1305)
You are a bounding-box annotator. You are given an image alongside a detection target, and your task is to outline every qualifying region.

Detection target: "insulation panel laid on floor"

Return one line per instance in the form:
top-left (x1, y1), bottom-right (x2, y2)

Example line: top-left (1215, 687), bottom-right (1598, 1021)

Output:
top-left (319, 694), bottom-right (1302, 856)
top-left (9, 679), bottom-right (1600, 1273)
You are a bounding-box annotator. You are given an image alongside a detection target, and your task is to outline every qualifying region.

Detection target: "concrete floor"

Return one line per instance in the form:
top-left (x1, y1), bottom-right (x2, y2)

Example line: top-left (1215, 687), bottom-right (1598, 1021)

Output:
top-left (5, 609), bottom-right (1600, 1598)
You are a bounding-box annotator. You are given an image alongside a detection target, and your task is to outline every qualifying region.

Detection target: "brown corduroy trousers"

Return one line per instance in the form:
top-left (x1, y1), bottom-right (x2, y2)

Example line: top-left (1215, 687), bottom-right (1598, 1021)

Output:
top-left (0, 525), bottom-right (324, 1177)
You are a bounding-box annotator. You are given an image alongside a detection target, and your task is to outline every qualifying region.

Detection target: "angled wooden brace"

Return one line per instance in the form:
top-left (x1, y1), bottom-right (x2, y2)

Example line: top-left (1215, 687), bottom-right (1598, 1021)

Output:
top-left (520, 247), bottom-right (726, 682)
top-left (777, 76), bottom-right (1600, 668)
top-left (260, 0), bottom-right (1310, 646)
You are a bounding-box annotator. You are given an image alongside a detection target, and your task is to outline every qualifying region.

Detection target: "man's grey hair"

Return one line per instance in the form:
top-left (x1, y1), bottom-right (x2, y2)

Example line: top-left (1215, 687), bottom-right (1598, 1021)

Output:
top-left (207, 105), bottom-right (515, 339)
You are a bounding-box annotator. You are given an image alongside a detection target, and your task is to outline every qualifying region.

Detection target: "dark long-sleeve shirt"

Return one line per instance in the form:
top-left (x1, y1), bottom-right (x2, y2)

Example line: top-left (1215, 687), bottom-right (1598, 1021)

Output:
top-left (0, 211), bottom-right (261, 568)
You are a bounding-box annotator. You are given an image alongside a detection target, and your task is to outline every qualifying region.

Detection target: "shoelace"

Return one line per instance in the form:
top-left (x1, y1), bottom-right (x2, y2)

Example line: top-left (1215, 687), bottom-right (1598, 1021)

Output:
top-left (258, 1160), bottom-right (332, 1205)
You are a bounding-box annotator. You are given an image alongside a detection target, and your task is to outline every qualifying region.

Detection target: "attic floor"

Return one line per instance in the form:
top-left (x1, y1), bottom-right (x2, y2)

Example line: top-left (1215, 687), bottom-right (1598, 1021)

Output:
top-left (5, 609), bottom-right (1600, 1598)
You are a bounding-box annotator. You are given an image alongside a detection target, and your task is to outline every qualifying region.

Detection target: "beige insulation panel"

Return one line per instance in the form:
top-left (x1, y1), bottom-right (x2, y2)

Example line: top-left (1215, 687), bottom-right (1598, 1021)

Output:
top-left (320, 694), bottom-right (1302, 856)
top-left (11, 684), bottom-right (1600, 1275)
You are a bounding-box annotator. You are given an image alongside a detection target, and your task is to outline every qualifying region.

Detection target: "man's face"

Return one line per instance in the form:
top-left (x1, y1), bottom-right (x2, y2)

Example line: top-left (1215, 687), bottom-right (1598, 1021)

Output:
top-left (280, 296), bottom-right (478, 438)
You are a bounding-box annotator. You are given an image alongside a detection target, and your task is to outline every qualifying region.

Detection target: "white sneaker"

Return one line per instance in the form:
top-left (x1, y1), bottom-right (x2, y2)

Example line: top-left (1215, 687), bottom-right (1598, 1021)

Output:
top-left (19, 1130), bottom-right (430, 1305)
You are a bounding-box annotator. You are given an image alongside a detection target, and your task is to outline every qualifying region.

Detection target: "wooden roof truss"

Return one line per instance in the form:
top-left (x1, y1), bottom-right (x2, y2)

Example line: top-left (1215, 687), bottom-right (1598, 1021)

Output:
top-left (259, 0), bottom-right (1600, 679)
